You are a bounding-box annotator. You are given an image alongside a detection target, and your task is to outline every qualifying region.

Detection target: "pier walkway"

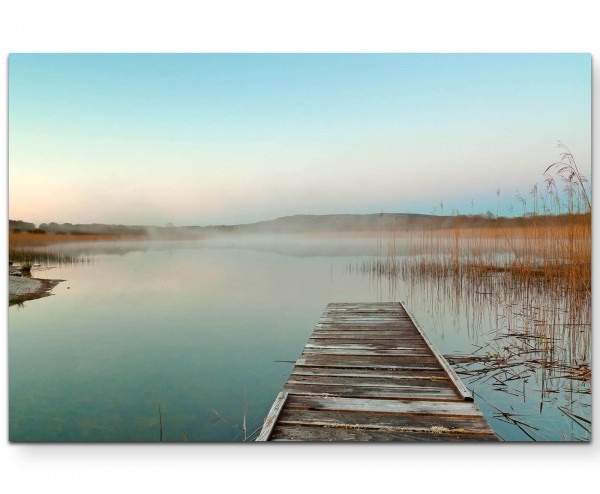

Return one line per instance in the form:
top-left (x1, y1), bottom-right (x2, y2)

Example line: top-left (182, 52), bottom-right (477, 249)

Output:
top-left (257, 302), bottom-right (498, 441)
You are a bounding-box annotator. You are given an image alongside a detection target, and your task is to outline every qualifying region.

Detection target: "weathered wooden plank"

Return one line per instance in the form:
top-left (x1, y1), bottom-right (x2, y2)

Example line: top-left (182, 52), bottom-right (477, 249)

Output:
top-left (319, 316), bottom-right (410, 319)
top-left (318, 318), bottom-right (413, 323)
top-left (285, 395), bottom-right (484, 416)
top-left (291, 366), bottom-right (449, 380)
top-left (305, 342), bottom-right (429, 350)
top-left (315, 324), bottom-right (418, 329)
top-left (316, 320), bottom-right (413, 325)
top-left (311, 331), bottom-right (424, 338)
top-left (313, 332), bottom-right (425, 341)
top-left (287, 373), bottom-right (455, 389)
top-left (302, 347), bottom-right (433, 357)
top-left (318, 319), bottom-right (411, 323)
top-left (282, 382), bottom-right (461, 400)
top-left (306, 339), bottom-right (431, 349)
top-left (277, 408), bottom-right (497, 434)
top-left (296, 355), bottom-right (441, 369)
top-left (313, 329), bottom-right (419, 335)
top-left (316, 320), bottom-right (417, 326)
top-left (323, 306), bottom-right (403, 317)
top-left (324, 305), bottom-right (405, 310)
top-left (328, 302), bottom-right (399, 305)
top-left (322, 310), bottom-right (407, 313)
top-left (295, 363), bottom-right (443, 372)
top-left (317, 317), bottom-right (413, 321)
top-left (325, 307), bottom-right (403, 310)
top-left (314, 327), bottom-right (416, 333)
top-left (320, 311), bottom-right (405, 317)
top-left (320, 312), bottom-right (410, 316)
top-left (270, 424), bottom-right (498, 442)
top-left (327, 303), bottom-right (400, 307)
top-left (309, 337), bottom-right (429, 344)
top-left (255, 392), bottom-right (288, 442)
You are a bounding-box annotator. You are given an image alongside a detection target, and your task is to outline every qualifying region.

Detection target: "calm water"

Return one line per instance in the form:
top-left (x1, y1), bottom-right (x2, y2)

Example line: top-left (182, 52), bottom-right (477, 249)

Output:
top-left (8, 236), bottom-right (591, 441)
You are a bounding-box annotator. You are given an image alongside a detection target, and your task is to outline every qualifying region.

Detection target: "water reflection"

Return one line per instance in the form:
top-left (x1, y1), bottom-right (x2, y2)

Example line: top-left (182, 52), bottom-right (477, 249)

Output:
top-left (8, 234), bottom-right (591, 441)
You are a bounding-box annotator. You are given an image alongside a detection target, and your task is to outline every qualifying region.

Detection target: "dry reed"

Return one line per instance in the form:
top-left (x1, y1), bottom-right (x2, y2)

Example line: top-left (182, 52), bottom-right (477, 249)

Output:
top-left (356, 146), bottom-right (591, 440)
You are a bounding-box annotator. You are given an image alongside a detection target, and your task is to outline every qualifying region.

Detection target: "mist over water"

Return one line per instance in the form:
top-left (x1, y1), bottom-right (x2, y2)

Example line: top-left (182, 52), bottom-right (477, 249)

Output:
top-left (8, 234), bottom-right (590, 441)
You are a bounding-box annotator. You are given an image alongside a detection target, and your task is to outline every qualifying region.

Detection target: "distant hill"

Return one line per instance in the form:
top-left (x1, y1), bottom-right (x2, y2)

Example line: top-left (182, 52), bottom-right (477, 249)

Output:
top-left (203, 213), bottom-right (434, 234)
top-left (230, 212), bottom-right (581, 233)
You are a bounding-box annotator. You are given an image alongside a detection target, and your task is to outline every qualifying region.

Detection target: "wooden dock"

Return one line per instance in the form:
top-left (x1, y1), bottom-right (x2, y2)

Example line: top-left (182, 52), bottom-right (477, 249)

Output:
top-left (257, 302), bottom-right (498, 441)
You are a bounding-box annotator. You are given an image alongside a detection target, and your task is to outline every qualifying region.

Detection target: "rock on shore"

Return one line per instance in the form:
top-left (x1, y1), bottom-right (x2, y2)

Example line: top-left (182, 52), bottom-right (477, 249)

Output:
top-left (9, 275), bottom-right (62, 305)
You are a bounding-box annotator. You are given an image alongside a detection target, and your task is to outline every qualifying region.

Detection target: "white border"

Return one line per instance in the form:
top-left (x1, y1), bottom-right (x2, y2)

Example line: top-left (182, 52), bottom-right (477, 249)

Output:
top-left (1, 1), bottom-right (598, 493)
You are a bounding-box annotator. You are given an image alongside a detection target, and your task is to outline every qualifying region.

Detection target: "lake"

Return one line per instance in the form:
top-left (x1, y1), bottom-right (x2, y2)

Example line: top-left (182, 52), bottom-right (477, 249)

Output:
top-left (8, 235), bottom-right (591, 441)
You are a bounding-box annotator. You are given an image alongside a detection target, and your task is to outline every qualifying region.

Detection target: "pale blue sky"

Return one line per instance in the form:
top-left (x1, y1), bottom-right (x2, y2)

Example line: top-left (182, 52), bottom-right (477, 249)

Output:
top-left (9, 54), bottom-right (591, 225)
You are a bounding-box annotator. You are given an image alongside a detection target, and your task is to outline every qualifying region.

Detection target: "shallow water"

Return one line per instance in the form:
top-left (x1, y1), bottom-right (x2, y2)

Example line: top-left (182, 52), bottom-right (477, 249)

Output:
top-left (8, 236), bottom-right (591, 441)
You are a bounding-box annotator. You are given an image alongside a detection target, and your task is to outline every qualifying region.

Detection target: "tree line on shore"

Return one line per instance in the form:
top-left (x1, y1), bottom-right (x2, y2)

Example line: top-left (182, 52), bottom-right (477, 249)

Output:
top-left (8, 211), bottom-right (591, 237)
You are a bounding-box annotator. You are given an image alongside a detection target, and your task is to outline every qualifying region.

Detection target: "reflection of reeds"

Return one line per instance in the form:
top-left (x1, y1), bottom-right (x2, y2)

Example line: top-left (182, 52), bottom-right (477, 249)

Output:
top-left (9, 247), bottom-right (93, 268)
